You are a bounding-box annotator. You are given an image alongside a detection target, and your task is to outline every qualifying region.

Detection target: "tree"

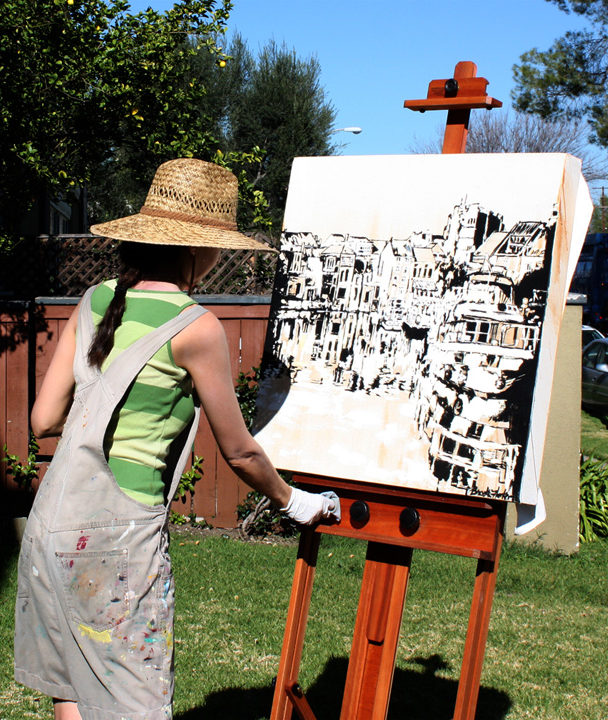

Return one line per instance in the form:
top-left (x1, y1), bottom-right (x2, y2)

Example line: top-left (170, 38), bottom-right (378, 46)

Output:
top-left (88, 33), bottom-right (338, 237)
top-left (410, 110), bottom-right (606, 182)
top-left (218, 35), bottom-right (338, 235)
top-left (0, 0), bottom-right (232, 247)
top-left (589, 187), bottom-right (608, 231)
top-left (512, 0), bottom-right (608, 147)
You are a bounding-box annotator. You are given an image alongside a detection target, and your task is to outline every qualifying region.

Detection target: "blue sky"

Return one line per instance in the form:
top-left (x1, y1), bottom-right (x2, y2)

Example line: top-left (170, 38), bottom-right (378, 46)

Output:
top-left (129, 0), bottom-right (592, 156)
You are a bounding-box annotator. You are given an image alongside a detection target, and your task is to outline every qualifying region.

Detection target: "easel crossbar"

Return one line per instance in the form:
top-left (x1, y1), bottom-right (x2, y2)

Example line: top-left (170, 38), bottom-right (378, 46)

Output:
top-left (296, 476), bottom-right (503, 561)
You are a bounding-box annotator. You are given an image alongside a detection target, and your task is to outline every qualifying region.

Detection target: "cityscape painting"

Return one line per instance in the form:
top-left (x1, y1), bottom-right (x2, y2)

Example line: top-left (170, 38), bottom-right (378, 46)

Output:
top-left (252, 154), bottom-right (591, 504)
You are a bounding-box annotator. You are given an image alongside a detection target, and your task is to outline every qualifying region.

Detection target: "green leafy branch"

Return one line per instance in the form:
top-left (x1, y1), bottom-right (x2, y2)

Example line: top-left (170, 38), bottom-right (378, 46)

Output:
top-left (2, 435), bottom-right (39, 493)
top-left (234, 366), bottom-right (260, 430)
top-left (212, 148), bottom-right (272, 232)
top-left (170, 454), bottom-right (206, 526)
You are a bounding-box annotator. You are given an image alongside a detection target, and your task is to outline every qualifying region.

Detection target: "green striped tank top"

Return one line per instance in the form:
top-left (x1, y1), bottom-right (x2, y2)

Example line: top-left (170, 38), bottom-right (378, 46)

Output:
top-left (90, 280), bottom-right (197, 505)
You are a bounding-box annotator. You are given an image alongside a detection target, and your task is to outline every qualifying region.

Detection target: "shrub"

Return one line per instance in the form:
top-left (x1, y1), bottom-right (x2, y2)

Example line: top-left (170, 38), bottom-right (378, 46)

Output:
top-left (579, 456), bottom-right (608, 542)
top-left (235, 366), bottom-right (260, 429)
top-left (2, 435), bottom-right (39, 493)
top-left (169, 455), bottom-right (206, 526)
top-left (237, 481), bottom-right (297, 538)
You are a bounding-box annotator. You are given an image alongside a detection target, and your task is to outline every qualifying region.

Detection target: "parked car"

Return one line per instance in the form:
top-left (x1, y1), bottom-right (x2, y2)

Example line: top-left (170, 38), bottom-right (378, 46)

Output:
top-left (582, 338), bottom-right (608, 407)
top-left (582, 325), bottom-right (604, 350)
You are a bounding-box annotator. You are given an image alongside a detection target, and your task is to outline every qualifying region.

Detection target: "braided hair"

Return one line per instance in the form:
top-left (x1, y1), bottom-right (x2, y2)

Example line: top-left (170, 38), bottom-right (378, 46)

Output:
top-left (87, 242), bottom-right (185, 369)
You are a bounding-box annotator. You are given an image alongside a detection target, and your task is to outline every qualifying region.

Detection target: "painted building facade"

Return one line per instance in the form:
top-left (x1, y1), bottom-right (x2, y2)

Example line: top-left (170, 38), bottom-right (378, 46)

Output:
top-left (264, 199), bottom-right (555, 499)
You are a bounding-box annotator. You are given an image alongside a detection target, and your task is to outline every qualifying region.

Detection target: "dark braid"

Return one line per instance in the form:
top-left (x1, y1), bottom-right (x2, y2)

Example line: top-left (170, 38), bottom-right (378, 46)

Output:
top-left (87, 265), bottom-right (142, 369)
top-left (87, 241), bottom-right (185, 369)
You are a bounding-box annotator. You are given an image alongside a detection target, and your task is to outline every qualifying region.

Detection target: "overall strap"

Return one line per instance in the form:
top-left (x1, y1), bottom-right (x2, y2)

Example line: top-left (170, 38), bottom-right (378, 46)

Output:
top-left (73, 285), bottom-right (100, 385)
top-left (101, 303), bottom-right (207, 402)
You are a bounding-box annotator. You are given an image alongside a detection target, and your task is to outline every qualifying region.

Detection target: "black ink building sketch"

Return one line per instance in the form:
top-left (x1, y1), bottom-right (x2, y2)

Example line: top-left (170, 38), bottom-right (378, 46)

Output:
top-left (257, 199), bottom-right (556, 501)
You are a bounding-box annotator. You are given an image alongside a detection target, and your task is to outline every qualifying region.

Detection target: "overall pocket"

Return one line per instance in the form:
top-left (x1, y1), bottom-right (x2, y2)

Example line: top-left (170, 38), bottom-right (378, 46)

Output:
top-left (55, 548), bottom-right (129, 631)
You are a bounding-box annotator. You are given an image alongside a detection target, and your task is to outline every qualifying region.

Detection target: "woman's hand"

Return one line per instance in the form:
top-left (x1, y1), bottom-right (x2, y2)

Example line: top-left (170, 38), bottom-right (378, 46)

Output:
top-left (280, 488), bottom-right (341, 525)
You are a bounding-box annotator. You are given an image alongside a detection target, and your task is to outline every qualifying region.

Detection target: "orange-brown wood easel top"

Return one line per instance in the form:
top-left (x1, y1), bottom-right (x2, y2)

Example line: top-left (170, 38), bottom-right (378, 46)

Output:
top-left (405, 60), bottom-right (502, 153)
top-left (270, 61), bottom-right (505, 720)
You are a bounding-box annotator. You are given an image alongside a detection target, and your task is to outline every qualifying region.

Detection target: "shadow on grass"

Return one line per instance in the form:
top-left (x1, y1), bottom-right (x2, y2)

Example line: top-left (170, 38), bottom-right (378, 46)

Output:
top-left (0, 518), bottom-right (22, 587)
top-left (583, 403), bottom-right (608, 431)
top-left (175, 655), bottom-right (511, 720)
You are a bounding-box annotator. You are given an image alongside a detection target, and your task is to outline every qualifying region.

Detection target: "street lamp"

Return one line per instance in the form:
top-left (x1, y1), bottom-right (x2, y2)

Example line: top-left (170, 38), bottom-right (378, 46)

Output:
top-left (332, 126), bottom-right (362, 134)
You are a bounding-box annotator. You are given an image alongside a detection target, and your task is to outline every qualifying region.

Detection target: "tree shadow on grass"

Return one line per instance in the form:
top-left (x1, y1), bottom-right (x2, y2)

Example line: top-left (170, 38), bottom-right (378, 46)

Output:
top-left (175, 655), bottom-right (511, 720)
top-left (583, 403), bottom-right (608, 432)
top-left (0, 517), bottom-right (22, 587)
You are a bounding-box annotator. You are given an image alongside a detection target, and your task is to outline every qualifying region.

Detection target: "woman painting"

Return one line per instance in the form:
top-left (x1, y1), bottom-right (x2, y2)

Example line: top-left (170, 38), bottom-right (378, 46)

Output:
top-left (14, 159), bottom-right (339, 719)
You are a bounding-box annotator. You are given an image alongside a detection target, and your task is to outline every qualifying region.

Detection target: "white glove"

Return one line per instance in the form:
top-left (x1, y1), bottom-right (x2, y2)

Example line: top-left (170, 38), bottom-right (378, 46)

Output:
top-left (281, 488), bottom-right (341, 525)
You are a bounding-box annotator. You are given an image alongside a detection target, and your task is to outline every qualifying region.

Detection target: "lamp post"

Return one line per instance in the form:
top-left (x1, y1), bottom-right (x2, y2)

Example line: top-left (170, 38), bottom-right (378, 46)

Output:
top-left (332, 126), bottom-right (362, 134)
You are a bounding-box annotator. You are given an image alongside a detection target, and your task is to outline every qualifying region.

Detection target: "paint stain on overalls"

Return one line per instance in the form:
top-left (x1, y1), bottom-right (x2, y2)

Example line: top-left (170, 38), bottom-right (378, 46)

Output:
top-left (14, 286), bottom-right (206, 720)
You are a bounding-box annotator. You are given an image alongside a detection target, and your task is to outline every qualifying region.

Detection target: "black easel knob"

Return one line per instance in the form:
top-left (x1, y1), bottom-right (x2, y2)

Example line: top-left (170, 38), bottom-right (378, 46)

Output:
top-left (400, 507), bottom-right (420, 534)
top-left (350, 500), bottom-right (370, 526)
top-left (444, 78), bottom-right (459, 97)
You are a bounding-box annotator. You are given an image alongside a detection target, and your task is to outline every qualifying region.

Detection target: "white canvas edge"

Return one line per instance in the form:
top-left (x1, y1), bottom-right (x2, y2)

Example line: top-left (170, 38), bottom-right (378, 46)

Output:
top-left (518, 157), bottom-right (592, 505)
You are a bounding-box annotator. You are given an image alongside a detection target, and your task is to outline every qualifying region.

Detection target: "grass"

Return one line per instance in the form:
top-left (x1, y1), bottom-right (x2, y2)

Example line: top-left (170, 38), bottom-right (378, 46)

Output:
top-left (581, 407), bottom-right (608, 460)
top-left (1, 530), bottom-right (607, 720)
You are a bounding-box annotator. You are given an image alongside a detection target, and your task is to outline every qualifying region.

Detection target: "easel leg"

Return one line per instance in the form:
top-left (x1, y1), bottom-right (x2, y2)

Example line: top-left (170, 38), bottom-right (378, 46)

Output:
top-left (453, 534), bottom-right (504, 720)
top-left (271, 528), bottom-right (321, 720)
top-left (286, 683), bottom-right (318, 720)
top-left (442, 109), bottom-right (471, 154)
top-left (340, 542), bottom-right (413, 720)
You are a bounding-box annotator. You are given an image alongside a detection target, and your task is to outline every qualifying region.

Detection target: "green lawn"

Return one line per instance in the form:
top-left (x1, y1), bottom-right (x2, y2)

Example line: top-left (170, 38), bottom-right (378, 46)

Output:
top-left (1, 530), bottom-right (607, 720)
top-left (581, 408), bottom-right (608, 460)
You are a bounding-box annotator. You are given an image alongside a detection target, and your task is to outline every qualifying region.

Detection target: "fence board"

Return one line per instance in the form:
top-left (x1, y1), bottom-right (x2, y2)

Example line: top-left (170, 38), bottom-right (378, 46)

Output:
top-left (36, 306), bottom-right (74, 461)
top-left (192, 412), bottom-right (219, 522)
top-left (0, 323), bottom-right (7, 491)
top-left (209, 304), bottom-right (271, 320)
top-left (240, 318), bottom-right (269, 376)
top-left (221, 318), bottom-right (242, 382)
top-left (5, 323), bottom-right (29, 459)
top-left (2, 318), bottom-right (30, 514)
top-left (35, 316), bottom-right (65, 460)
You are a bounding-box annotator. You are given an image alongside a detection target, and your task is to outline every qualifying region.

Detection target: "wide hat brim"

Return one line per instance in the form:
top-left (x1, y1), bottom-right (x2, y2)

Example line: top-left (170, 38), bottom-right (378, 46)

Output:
top-left (90, 212), bottom-right (276, 252)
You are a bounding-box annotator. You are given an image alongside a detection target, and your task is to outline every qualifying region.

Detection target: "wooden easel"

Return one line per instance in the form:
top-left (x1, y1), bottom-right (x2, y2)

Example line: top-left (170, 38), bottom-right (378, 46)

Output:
top-left (270, 62), bottom-right (504, 720)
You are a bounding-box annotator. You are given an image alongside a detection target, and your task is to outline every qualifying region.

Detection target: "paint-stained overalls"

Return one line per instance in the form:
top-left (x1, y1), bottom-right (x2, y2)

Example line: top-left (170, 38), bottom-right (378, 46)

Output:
top-left (15, 286), bottom-right (206, 719)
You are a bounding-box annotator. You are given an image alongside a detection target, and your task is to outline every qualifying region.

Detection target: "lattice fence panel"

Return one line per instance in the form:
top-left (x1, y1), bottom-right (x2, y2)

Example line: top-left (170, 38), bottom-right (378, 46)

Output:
top-left (0, 234), bottom-right (277, 298)
top-left (195, 249), bottom-right (277, 295)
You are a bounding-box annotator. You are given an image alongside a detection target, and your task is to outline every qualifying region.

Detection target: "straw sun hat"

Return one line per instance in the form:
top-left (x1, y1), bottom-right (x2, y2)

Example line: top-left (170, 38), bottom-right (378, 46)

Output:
top-left (90, 158), bottom-right (275, 251)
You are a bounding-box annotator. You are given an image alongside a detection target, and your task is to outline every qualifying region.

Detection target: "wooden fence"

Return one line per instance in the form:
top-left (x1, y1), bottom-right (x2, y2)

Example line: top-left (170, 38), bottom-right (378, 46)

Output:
top-left (1, 297), bottom-right (271, 527)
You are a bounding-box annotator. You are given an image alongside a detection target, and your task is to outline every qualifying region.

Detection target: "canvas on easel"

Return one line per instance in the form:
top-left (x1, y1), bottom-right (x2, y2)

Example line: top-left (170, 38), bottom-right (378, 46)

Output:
top-left (252, 153), bottom-right (591, 507)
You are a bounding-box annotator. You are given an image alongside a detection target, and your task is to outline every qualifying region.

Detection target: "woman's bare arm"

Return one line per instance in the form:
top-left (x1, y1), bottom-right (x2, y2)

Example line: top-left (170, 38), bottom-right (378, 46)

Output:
top-left (172, 311), bottom-right (292, 509)
top-left (30, 306), bottom-right (78, 438)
